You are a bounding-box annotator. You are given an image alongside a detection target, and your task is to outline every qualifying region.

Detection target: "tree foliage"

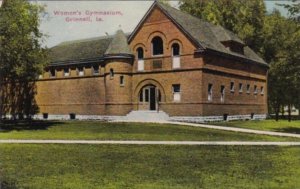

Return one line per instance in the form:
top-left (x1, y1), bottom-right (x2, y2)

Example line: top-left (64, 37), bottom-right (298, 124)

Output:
top-left (179, 0), bottom-right (266, 52)
top-left (179, 0), bottom-right (300, 121)
top-left (0, 0), bottom-right (48, 119)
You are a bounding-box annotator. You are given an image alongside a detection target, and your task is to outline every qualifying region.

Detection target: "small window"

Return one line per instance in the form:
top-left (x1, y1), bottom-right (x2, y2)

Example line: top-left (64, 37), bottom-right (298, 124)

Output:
top-left (63, 68), bottom-right (70, 77)
top-left (110, 68), bottom-right (114, 78)
top-left (50, 69), bottom-right (56, 78)
top-left (239, 83), bottom-right (243, 93)
top-left (208, 83), bottom-right (213, 101)
top-left (120, 76), bottom-right (124, 86)
top-left (152, 36), bottom-right (163, 56)
top-left (93, 65), bottom-right (100, 75)
top-left (246, 84), bottom-right (250, 94)
top-left (230, 82), bottom-right (234, 92)
top-left (78, 67), bottom-right (84, 76)
top-left (260, 86), bottom-right (264, 95)
top-left (172, 84), bottom-right (181, 93)
top-left (172, 84), bottom-right (181, 102)
top-left (220, 85), bottom-right (225, 102)
top-left (172, 43), bottom-right (180, 56)
top-left (43, 113), bottom-right (48, 119)
top-left (137, 47), bottom-right (144, 60)
top-left (254, 85), bottom-right (258, 94)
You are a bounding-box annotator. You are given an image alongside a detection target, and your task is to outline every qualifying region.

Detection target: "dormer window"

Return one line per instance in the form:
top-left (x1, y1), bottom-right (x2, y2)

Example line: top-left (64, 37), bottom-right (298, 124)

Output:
top-left (222, 41), bottom-right (244, 55)
top-left (152, 36), bottom-right (163, 56)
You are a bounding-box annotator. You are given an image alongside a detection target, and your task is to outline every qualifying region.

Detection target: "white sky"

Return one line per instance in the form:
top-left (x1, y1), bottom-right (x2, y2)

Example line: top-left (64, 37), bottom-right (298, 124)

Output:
top-left (0, 0), bottom-right (294, 48)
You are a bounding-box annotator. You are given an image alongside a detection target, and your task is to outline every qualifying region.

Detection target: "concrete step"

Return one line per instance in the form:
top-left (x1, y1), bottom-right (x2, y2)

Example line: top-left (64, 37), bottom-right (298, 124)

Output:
top-left (124, 110), bottom-right (170, 122)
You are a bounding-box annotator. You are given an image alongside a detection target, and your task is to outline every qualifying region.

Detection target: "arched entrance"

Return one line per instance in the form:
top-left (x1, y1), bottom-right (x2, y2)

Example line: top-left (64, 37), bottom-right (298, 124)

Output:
top-left (134, 79), bottom-right (165, 111)
top-left (138, 85), bottom-right (162, 111)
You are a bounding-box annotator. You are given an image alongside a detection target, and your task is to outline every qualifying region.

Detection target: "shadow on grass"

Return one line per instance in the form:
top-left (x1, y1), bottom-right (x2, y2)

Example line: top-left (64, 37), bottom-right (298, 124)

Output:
top-left (275, 127), bottom-right (300, 134)
top-left (0, 120), bottom-right (64, 132)
top-left (0, 177), bottom-right (25, 189)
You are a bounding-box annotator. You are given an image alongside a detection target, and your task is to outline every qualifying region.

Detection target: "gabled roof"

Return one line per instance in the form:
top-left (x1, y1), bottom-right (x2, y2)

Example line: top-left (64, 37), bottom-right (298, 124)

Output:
top-left (128, 2), bottom-right (267, 66)
top-left (49, 1), bottom-right (267, 66)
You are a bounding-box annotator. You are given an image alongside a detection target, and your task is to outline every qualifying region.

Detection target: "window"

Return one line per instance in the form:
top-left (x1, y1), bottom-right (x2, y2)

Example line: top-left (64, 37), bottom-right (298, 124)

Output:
top-left (208, 83), bottom-right (213, 101)
top-left (137, 47), bottom-right (144, 60)
top-left (172, 43), bottom-right (181, 69)
top-left (120, 76), bottom-right (124, 86)
top-left (260, 86), bottom-right (264, 95)
top-left (93, 65), bottom-right (100, 75)
top-left (220, 85), bottom-right (225, 102)
top-left (50, 69), bottom-right (56, 78)
top-left (152, 36), bottom-right (163, 56)
top-left (63, 68), bottom-right (70, 77)
top-left (172, 43), bottom-right (180, 56)
top-left (137, 47), bottom-right (144, 71)
top-left (110, 68), bottom-right (114, 79)
top-left (172, 84), bottom-right (181, 102)
top-left (78, 67), bottom-right (84, 76)
top-left (254, 85), bottom-right (258, 94)
top-left (246, 84), bottom-right (250, 94)
top-left (230, 82), bottom-right (234, 92)
top-left (239, 83), bottom-right (243, 93)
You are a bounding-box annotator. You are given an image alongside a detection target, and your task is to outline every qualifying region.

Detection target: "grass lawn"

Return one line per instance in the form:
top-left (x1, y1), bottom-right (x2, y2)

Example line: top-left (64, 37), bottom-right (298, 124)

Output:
top-left (0, 121), bottom-right (299, 141)
top-left (0, 144), bottom-right (299, 189)
top-left (211, 120), bottom-right (300, 134)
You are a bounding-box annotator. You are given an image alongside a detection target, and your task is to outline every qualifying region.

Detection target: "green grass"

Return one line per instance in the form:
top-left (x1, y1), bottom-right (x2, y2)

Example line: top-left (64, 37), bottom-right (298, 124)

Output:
top-left (211, 120), bottom-right (300, 134)
top-left (0, 121), bottom-right (299, 141)
top-left (0, 144), bottom-right (299, 189)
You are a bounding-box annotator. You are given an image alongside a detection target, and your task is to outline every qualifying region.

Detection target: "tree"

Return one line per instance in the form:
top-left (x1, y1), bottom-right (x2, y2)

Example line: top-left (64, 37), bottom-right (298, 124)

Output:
top-left (279, 0), bottom-right (300, 21)
top-left (0, 0), bottom-right (48, 120)
top-left (179, 0), bottom-right (266, 52)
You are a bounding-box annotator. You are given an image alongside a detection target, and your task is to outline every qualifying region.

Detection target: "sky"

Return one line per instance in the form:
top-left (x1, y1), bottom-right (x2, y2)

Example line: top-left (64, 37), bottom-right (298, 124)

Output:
top-left (0, 0), bottom-right (296, 47)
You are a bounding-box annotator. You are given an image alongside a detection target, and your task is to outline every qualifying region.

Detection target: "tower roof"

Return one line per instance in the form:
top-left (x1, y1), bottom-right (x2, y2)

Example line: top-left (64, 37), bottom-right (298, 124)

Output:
top-left (105, 29), bottom-right (132, 55)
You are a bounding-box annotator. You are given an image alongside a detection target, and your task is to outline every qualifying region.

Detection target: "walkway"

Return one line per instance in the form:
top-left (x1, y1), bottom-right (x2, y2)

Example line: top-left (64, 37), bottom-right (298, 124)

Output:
top-left (0, 140), bottom-right (300, 146)
top-left (168, 121), bottom-right (300, 138)
top-left (116, 120), bottom-right (300, 138)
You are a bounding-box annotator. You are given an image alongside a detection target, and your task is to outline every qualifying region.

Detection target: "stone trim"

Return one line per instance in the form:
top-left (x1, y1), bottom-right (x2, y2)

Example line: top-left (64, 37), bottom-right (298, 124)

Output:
top-left (170, 114), bottom-right (267, 123)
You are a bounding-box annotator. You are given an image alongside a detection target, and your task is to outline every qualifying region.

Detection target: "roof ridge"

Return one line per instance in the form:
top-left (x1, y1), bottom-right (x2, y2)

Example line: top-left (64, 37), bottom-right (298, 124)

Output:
top-left (56, 32), bottom-right (132, 47)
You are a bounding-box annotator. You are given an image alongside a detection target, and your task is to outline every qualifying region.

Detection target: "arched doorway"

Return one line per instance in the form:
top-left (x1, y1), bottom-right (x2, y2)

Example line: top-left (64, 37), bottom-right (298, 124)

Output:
top-left (138, 85), bottom-right (161, 111)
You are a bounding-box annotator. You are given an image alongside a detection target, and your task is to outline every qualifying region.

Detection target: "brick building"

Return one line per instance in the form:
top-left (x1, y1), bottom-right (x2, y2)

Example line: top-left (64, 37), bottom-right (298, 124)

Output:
top-left (36, 2), bottom-right (268, 121)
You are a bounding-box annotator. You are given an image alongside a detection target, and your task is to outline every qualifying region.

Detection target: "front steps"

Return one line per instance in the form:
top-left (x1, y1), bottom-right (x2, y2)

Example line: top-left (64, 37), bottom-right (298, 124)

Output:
top-left (123, 110), bottom-right (170, 122)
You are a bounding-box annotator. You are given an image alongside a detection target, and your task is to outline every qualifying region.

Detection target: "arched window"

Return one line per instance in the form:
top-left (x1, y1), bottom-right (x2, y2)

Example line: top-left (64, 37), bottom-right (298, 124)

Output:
top-left (137, 47), bottom-right (144, 60)
top-left (172, 43), bottom-right (180, 56)
top-left (151, 36), bottom-right (163, 56)
top-left (110, 68), bottom-right (114, 78)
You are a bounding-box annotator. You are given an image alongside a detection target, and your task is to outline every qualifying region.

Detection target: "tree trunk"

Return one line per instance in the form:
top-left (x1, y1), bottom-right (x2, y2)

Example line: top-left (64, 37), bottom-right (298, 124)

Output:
top-left (281, 106), bottom-right (285, 119)
top-left (275, 104), bottom-right (279, 122)
top-left (288, 104), bottom-right (291, 122)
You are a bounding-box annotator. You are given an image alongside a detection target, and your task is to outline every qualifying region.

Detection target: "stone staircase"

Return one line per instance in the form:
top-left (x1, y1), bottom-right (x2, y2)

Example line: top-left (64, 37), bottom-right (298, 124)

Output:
top-left (122, 110), bottom-right (170, 122)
